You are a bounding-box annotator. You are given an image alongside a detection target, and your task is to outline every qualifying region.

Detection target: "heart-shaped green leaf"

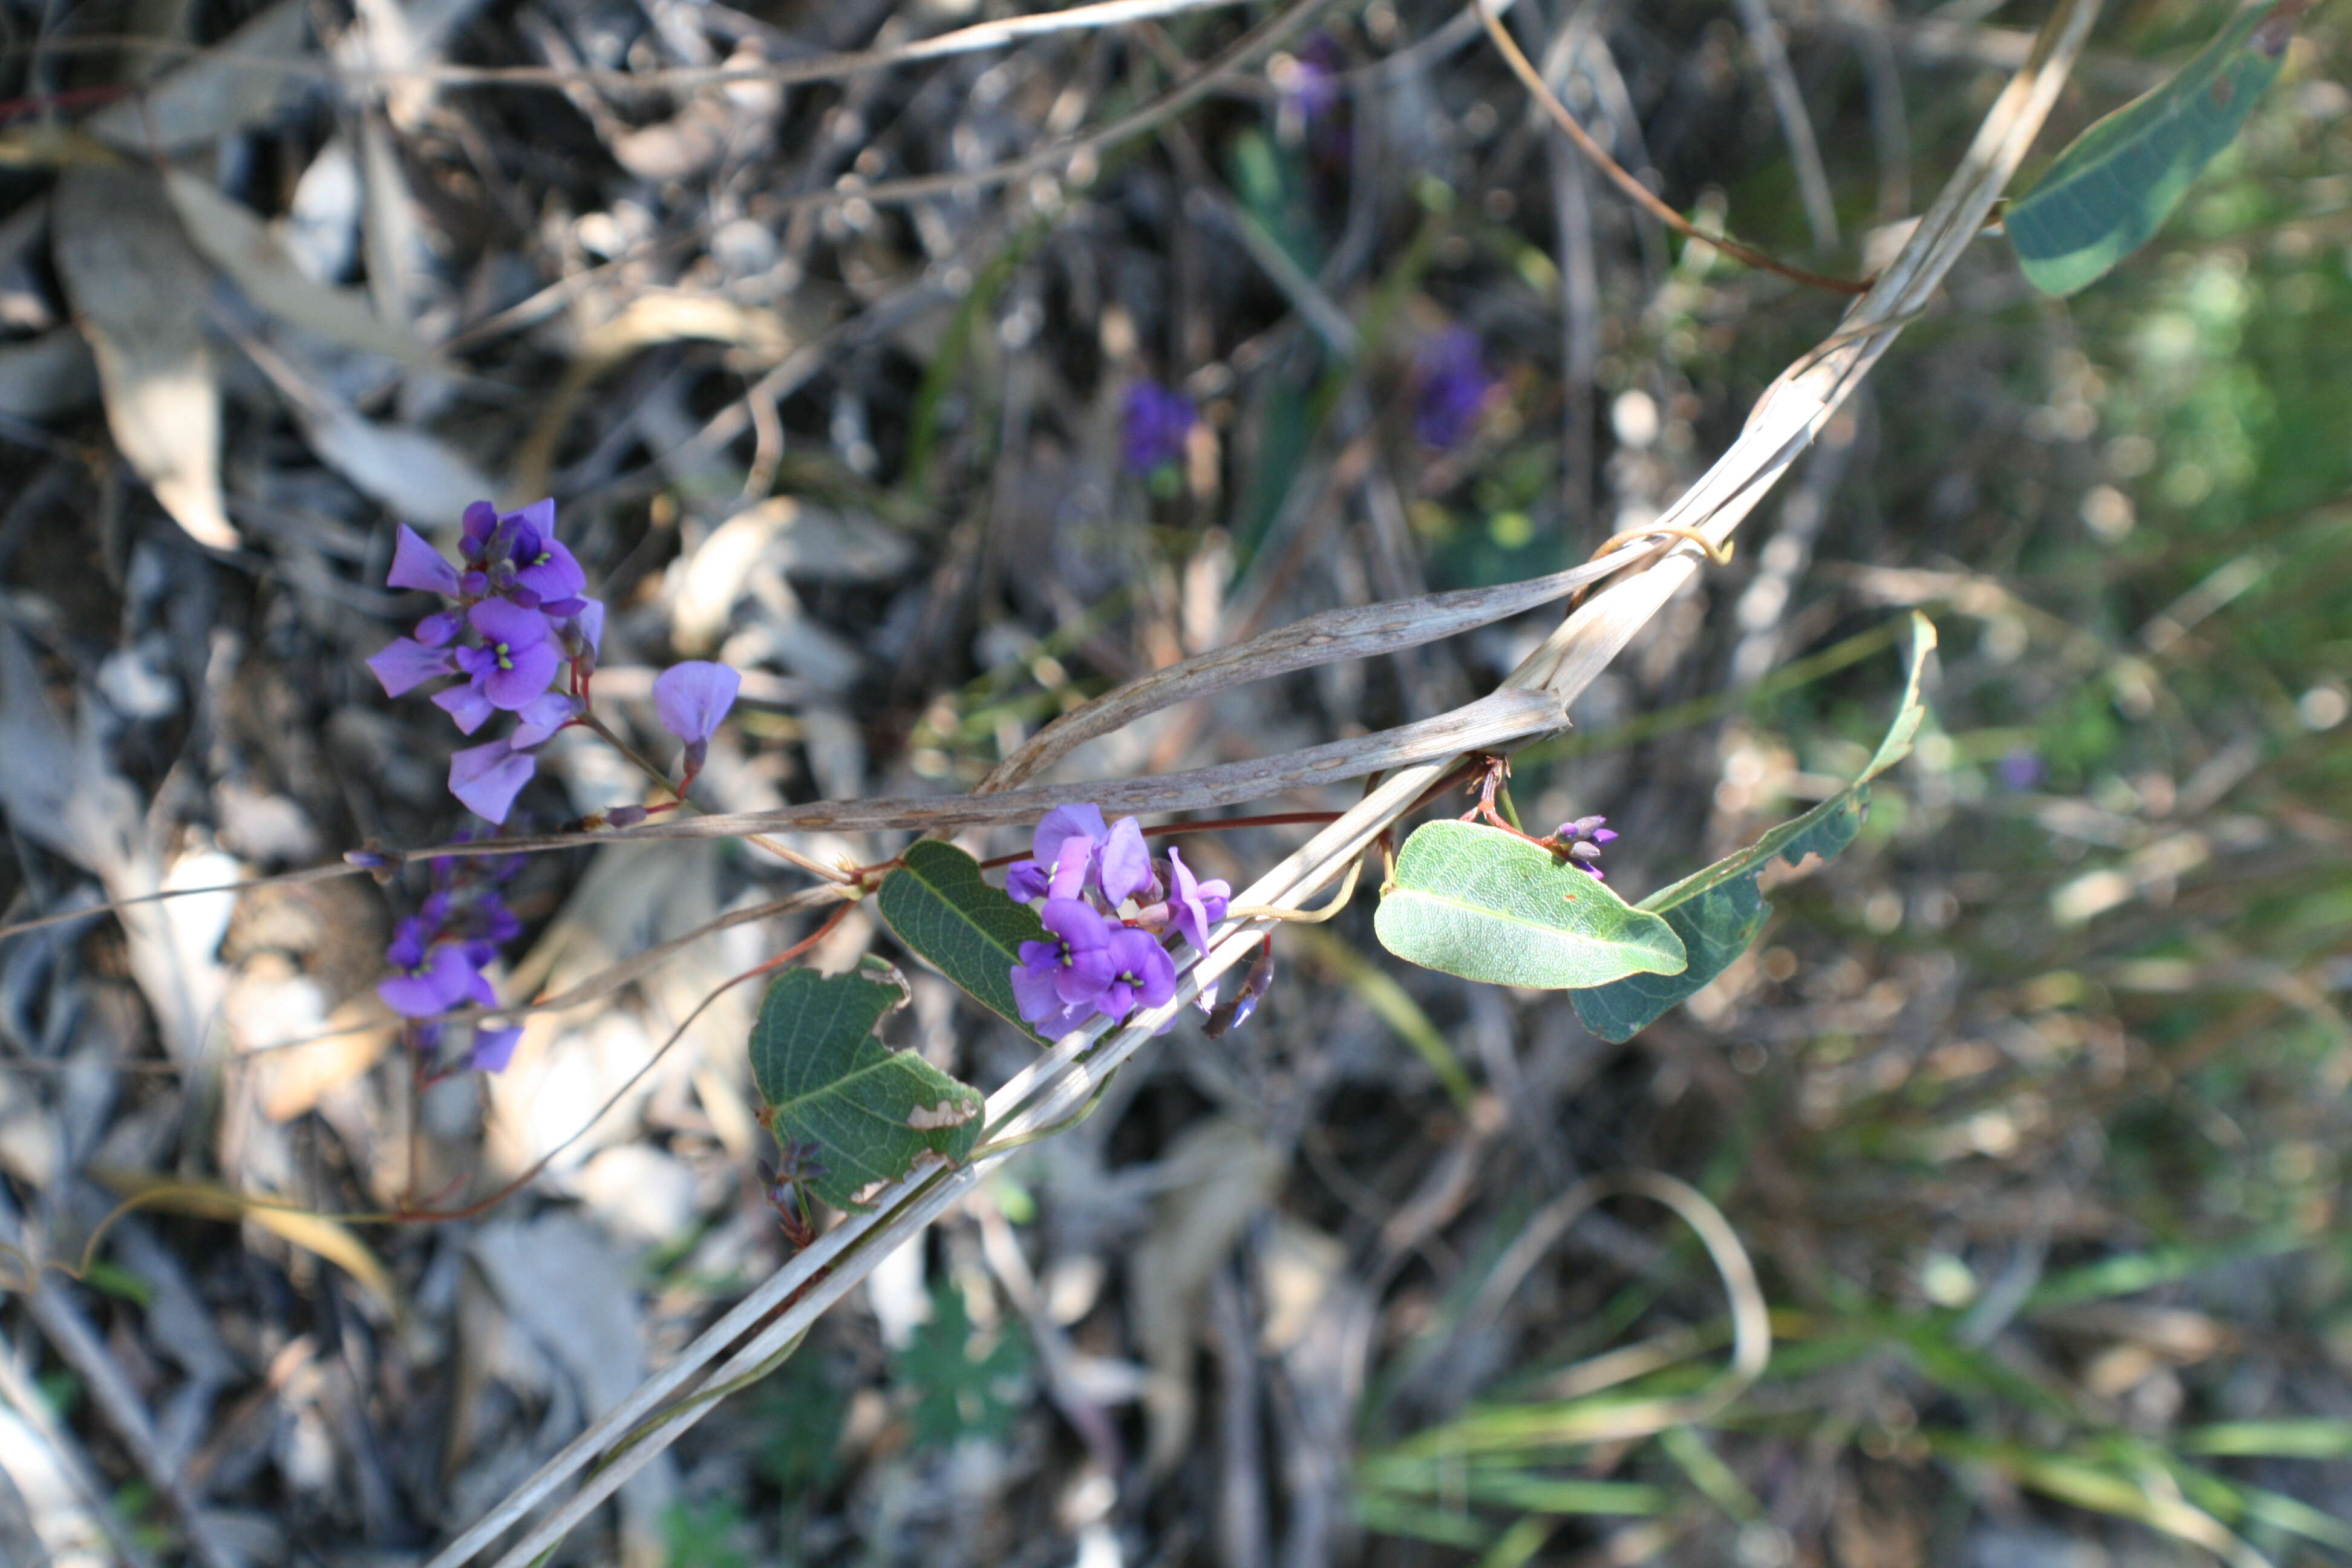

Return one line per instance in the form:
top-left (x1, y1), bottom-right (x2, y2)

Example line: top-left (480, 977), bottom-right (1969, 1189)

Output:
top-left (749, 961), bottom-right (985, 1210)
top-left (1375, 820), bottom-right (1688, 989)
top-left (875, 839), bottom-right (1048, 1039)
top-left (1572, 613), bottom-right (1936, 1042)
top-left (2005, 0), bottom-right (2303, 296)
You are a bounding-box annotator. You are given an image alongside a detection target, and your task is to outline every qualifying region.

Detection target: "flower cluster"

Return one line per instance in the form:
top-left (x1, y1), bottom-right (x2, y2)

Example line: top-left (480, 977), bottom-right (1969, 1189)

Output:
top-left (1413, 327), bottom-right (1498, 451)
top-left (1122, 381), bottom-right (1197, 477)
top-left (376, 839), bottom-right (526, 1074)
top-left (1552, 815), bottom-right (1617, 878)
top-left (365, 500), bottom-right (607, 823)
top-left (1005, 804), bottom-right (1241, 1037)
top-left (364, 500), bottom-right (750, 1076)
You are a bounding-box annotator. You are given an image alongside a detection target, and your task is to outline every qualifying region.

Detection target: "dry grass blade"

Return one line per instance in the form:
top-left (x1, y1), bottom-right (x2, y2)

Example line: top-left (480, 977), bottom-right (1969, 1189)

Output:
top-left (402, 689), bottom-right (1568, 860)
top-left (426, 4), bottom-right (2101, 1560)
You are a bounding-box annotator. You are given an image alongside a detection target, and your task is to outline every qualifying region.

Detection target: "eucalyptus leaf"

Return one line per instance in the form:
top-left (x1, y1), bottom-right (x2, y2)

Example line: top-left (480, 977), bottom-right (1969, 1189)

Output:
top-left (1572, 615), bottom-right (1936, 1042)
top-left (2005, 0), bottom-right (2305, 296)
top-left (748, 961), bottom-right (986, 1211)
top-left (1375, 820), bottom-right (1688, 989)
top-left (875, 839), bottom-right (1048, 1038)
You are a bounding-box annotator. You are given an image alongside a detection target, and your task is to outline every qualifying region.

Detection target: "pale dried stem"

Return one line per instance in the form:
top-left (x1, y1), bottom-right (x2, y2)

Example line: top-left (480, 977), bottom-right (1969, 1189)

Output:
top-left (439, 1), bottom-right (2105, 1555)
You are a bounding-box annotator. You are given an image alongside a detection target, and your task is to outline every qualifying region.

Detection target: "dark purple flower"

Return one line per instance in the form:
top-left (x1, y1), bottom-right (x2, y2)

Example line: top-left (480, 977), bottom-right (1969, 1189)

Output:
top-left (366, 638), bottom-right (459, 698)
top-left (1165, 846), bottom-right (1231, 953)
top-left (653, 661), bottom-right (741, 746)
top-left (1096, 926), bottom-right (1177, 1021)
top-left (467, 1024), bottom-right (523, 1074)
top-left (1097, 817), bottom-right (1152, 906)
top-left (1414, 327), bottom-right (1495, 450)
top-left (1122, 381), bottom-right (1196, 474)
top-left (1201, 937), bottom-right (1274, 1037)
top-left (1551, 814), bottom-right (1618, 878)
top-left (388, 524), bottom-right (461, 596)
top-left (460, 500), bottom-right (500, 560)
top-left (379, 928), bottom-right (497, 1018)
top-left (449, 738), bottom-right (537, 824)
top-left (455, 598), bottom-right (561, 710)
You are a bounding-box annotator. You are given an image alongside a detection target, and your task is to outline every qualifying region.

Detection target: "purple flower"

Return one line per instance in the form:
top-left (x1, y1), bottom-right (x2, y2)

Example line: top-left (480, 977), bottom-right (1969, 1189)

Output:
top-left (365, 638), bottom-right (459, 698)
top-left (1274, 33), bottom-right (1343, 128)
top-left (1165, 846), bottom-right (1231, 953)
top-left (1005, 860), bottom-right (1053, 903)
top-left (449, 738), bottom-right (538, 824)
top-left (653, 661), bottom-right (742, 746)
top-left (432, 682), bottom-right (497, 734)
top-left (503, 500), bottom-right (587, 605)
top-left (379, 923), bottom-right (497, 1017)
top-left (1551, 814), bottom-right (1618, 878)
top-left (1012, 898), bottom-right (1119, 1024)
top-left (454, 598), bottom-right (561, 710)
top-left (1097, 817), bottom-right (1152, 906)
top-left (416, 610), bottom-right (463, 647)
top-left (467, 1024), bottom-right (523, 1074)
top-left (1998, 749), bottom-right (2044, 792)
top-left (1122, 381), bottom-right (1196, 474)
top-left (388, 524), bottom-right (461, 596)
top-left (1096, 927), bottom-right (1177, 1021)
top-left (460, 500), bottom-right (500, 560)
top-left (1414, 327), bottom-right (1495, 451)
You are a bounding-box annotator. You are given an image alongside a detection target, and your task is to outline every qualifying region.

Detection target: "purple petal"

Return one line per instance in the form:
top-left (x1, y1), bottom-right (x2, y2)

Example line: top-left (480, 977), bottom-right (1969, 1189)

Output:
top-left (565, 600), bottom-right (606, 656)
top-left (1011, 962), bottom-right (1070, 1025)
top-left (1103, 927), bottom-right (1177, 1016)
top-left (468, 1024), bottom-right (523, 1074)
top-left (1166, 846), bottom-right (1231, 953)
top-left (432, 684), bottom-right (497, 734)
top-left (460, 500), bottom-right (498, 557)
top-left (515, 536), bottom-right (587, 603)
top-left (469, 596), bottom-right (554, 651)
top-left (379, 971), bottom-right (447, 1018)
top-left (1005, 860), bottom-right (1051, 902)
top-left (1048, 834), bottom-right (1096, 900)
top-left (385, 916), bottom-right (428, 972)
top-left (449, 740), bottom-right (537, 823)
top-left (415, 610), bottom-right (463, 647)
top-left (1097, 817), bottom-right (1152, 905)
top-left (1031, 803), bottom-right (1109, 867)
top-left (509, 690), bottom-right (580, 748)
top-left (652, 661), bottom-right (742, 746)
top-left (388, 524), bottom-right (460, 596)
top-left (482, 639), bottom-right (562, 709)
top-left (1040, 898), bottom-right (1108, 952)
top-left (365, 638), bottom-right (457, 697)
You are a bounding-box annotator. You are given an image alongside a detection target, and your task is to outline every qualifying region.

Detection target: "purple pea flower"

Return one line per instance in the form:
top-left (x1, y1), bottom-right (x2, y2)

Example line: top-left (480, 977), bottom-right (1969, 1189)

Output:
top-left (1013, 898), bottom-right (1119, 1024)
top-left (1123, 381), bottom-right (1196, 474)
top-left (1998, 749), bottom-right (2045, 792)
top-left (1005, 860), bottom-right (1053, 903)
top-left (467, 1024), bottom-right (524, 1074)
top-left (389, 525), bottom-right (461, 596)
top-left (1096, 927), bottom-right (1177, 1021)
top-left (454, 598), bottom-right (562, 710)
top-left (1551, 814), bottom-right (1618, 878)
top-left (653, 661), bottom-right (741, 746)
top-left (366, 637), bottom-right (459, 697)
top-left (1164, 846), bottom-right (1231, 953)
top-left (449, 737), bottom-right (539, 824)
top-left (379, 919), bottom-right (497, 1017)
top-left (1014, 803), bottom-right (1107, 900)
top-left (503, 499), bottom-right (587, 606)
top-left (1414, 327), bottom-right (1496, 451)
top-left (1097, 817), bottom-right (1153, 906)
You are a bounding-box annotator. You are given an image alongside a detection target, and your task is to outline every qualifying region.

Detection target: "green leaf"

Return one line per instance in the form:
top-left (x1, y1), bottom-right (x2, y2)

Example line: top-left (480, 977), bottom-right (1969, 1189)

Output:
top-left (1374, 820), bottom-right (1688, 989)
top-left (748, 961), bottom-right (986, 1212)
top-left (875, 839), bottom-right (1048, 1039)
top-left (2005, 0), bottom-right (2304, 296)
top-left (895, 1278), bottom-right (1031, 1450)
top-left (1572, 614), bottom-right (1936, 1042)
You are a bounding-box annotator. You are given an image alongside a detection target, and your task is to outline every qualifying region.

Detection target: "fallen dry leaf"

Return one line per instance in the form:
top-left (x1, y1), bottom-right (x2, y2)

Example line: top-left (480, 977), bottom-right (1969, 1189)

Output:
top-left (51, 164), bottom-right (235, 549)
